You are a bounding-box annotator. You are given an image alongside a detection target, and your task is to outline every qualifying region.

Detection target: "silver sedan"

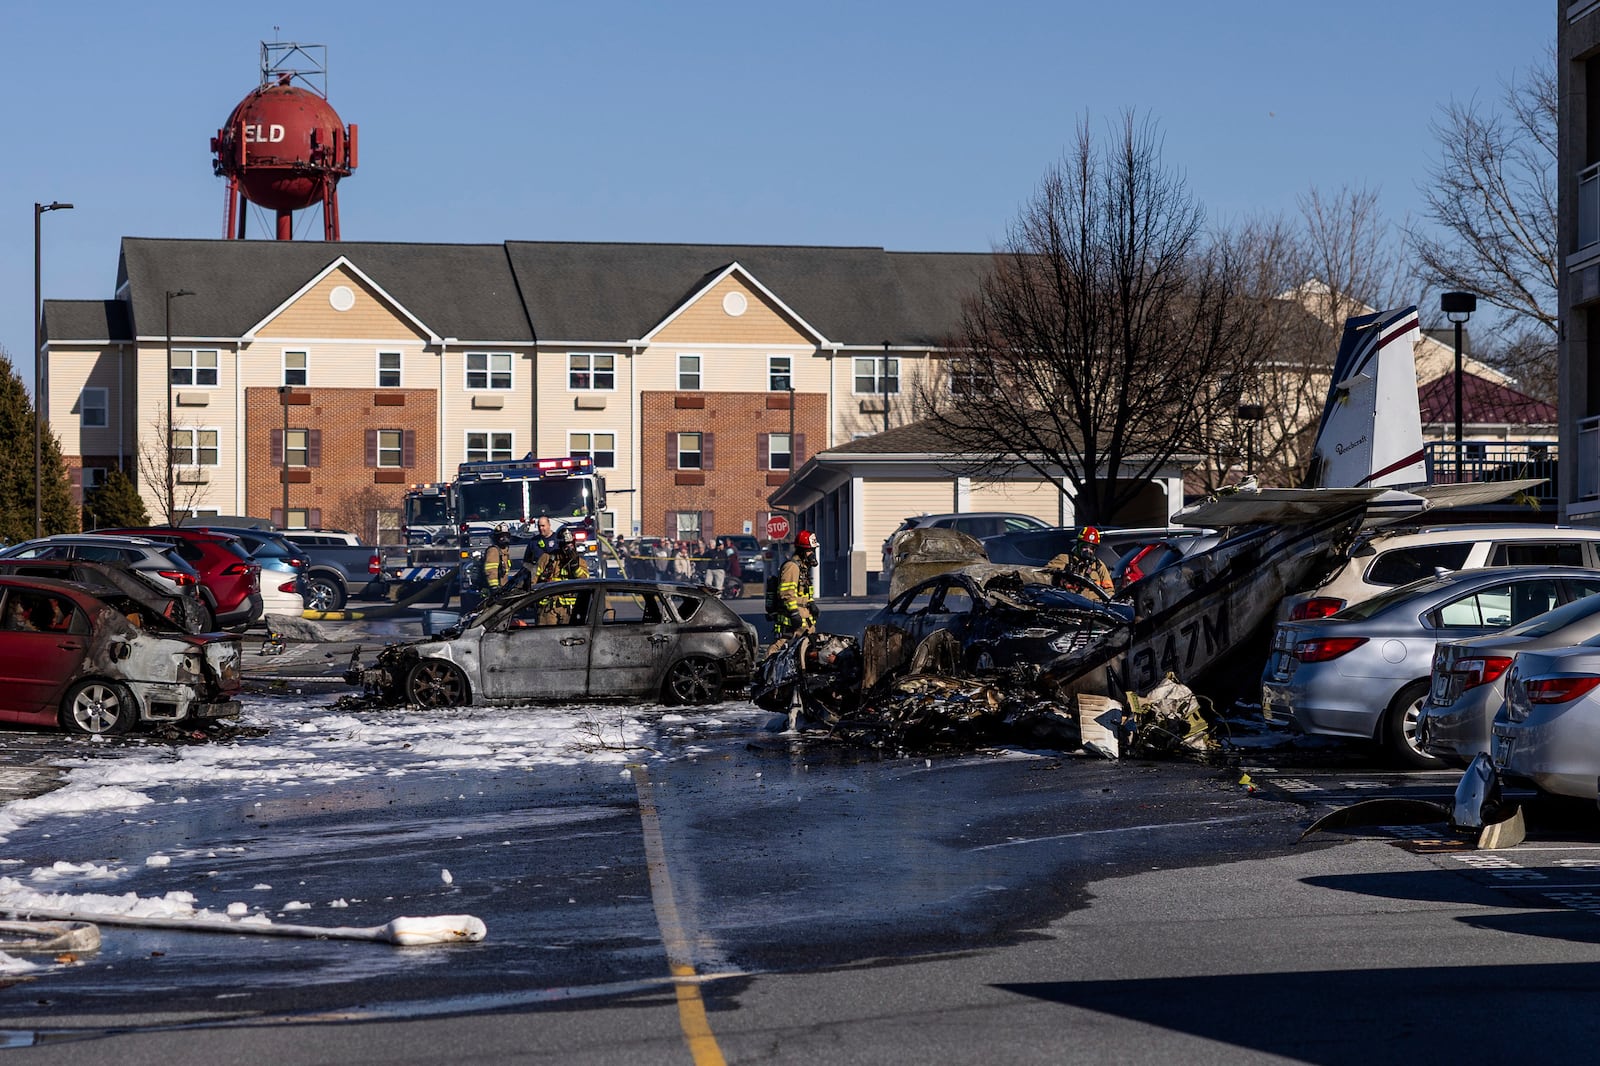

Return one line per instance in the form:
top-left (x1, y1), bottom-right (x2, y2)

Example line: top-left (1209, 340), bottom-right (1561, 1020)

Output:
top-left (1493, 642), bottom-right (1600, 799)
top-left (1419, 588), bottom-right (1600, 767)
top-left (1262, 566), bottom-right (1600, 768)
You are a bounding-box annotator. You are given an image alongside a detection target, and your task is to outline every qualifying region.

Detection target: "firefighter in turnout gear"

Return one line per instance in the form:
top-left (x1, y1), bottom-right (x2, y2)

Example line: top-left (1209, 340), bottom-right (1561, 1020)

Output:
top-left (768, 530), bottom-right (819, 639)
top-left (484, 523), bottom-right (515, 590)
top-left (1046, 526), bottom-right (1115, 596)
top-left (535, 527), bottom-right (590, 625)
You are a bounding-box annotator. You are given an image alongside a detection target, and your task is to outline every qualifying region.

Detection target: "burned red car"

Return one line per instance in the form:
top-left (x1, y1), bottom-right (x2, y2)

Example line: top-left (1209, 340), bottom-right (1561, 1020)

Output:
top-left (0, 575), bottom-right (242, 735)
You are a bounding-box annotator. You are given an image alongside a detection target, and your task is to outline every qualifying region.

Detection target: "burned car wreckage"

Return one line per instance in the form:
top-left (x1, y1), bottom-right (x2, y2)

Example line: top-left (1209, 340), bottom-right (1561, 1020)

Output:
top-left (346, 579), bottom-right (759, 708)
top-left (751, 524), bottom-right (1347, 758)
top-left (0, 575), bottom-right (242, 735)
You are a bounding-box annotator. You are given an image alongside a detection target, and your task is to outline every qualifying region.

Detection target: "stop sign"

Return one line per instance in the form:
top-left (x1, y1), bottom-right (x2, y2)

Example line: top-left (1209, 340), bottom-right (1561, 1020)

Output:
top-left (766, 514), bottom-right (791, 542)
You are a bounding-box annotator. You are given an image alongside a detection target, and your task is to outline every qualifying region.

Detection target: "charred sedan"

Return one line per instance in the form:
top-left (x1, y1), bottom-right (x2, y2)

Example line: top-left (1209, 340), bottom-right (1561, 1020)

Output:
top-left (348, 579), bottom-right (758, 707)
top-left (0, 575), bottom-right (242, 735)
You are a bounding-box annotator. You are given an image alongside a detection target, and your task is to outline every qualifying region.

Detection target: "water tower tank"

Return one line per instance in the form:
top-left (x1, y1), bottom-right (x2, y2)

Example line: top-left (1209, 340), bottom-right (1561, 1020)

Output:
top-left (211, 45), bottom-right (357, 241)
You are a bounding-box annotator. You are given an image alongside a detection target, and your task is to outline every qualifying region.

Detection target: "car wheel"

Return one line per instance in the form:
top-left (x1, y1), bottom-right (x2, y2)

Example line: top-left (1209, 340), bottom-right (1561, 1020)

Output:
top-left (59, 680), bottom-right (136, 736)
top-left (405, 659), bottom-right (470, 709)
top-left (663, 657), bottom-right (724, 706)
top-left (1380, 680), bottom-right (1439, 769)
top-left (305, 576), bottom-right (346, 612)
top-left (192, 600), bottom-right (215, 632)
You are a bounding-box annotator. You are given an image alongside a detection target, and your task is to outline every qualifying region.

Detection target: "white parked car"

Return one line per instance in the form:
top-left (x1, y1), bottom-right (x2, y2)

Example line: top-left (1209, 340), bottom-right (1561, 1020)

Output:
top-left (1280, 524), bottom-right (1600, 622)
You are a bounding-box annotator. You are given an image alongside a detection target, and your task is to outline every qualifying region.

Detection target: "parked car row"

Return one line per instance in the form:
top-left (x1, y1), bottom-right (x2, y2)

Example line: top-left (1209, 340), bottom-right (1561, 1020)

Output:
top-left (1259, 522), bottom-right (1600, 781)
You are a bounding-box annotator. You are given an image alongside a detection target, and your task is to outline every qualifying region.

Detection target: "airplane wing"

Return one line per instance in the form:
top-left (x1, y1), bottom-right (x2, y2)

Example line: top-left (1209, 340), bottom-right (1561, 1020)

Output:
top-left (1173, 487), bottom-right (1396, 528)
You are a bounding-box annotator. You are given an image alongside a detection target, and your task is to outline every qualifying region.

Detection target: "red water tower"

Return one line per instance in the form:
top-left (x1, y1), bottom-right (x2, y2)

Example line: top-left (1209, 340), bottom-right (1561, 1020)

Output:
top-left (211, 43), bottom-right (357, 241)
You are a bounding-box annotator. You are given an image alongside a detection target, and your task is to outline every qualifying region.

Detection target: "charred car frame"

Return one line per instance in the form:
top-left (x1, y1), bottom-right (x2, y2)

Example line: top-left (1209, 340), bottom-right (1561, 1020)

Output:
top-left (347, 578), bottom-right (758, 708)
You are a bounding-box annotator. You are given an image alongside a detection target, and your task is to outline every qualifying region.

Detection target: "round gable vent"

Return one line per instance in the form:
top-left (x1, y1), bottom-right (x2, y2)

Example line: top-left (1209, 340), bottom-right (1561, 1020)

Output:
top-left (329, 285), bottom-right (356, 312)
top-left (722, 291), bottom-right (748, 317)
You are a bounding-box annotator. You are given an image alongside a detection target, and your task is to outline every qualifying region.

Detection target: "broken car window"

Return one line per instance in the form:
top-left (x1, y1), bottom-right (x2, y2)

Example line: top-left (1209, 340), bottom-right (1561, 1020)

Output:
top-left (604, 591), bottom-right (665, 625)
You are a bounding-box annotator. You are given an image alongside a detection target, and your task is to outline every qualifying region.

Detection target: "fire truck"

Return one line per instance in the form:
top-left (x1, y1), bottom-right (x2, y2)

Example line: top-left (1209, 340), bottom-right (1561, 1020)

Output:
top-left (401, 482), bottom-right (454, 545)
top-left (454, 456), bottom-right (605, 547)
top-left (394, 456), bottom-right (609, 590)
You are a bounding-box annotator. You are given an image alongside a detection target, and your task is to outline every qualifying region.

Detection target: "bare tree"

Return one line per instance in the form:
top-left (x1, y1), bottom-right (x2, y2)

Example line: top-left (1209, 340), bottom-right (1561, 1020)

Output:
top-left (135, 407), bottom-right (208, 526)
top-left (918, 113), bottom-right (1270, 522)
top-left (1409, 47), bottom-right (1556, 397)
top-left (1228, 186), bottom-right (1413, 489)
top-left (327, 486), bottom-right (400, 544)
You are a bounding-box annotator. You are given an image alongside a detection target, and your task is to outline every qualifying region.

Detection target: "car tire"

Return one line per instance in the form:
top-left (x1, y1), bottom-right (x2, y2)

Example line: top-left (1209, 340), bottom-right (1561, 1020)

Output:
top-left (405, 659), bottom-right (470, 708)
top-left (305, 575), bottom-right (346, 612)
top-left (663, 657), bottom-right (724, 706)
top-left (192, 600), bottom-right (215, 633)
top-left (59, 680), bottom-right (136, 736)
top-left (1380, 679), bottom-right (1439, 769)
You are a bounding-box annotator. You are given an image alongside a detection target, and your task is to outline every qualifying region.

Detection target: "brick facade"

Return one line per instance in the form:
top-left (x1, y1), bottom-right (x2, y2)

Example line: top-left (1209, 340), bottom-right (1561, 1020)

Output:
top-left (244, 387), bottom-right (438, 522)
top-left (642, 391), bottom-right (825, 539)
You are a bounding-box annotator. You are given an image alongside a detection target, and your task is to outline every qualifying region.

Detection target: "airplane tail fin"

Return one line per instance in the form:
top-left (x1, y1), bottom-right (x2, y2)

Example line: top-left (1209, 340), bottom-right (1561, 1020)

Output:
top-left (1304, 306), bottom-right (1426, 490)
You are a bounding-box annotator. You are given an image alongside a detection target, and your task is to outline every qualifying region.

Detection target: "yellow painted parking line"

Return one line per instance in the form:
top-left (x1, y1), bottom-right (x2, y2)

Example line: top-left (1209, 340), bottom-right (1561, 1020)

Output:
top-left (629, 763), bottom-right (727, 1066)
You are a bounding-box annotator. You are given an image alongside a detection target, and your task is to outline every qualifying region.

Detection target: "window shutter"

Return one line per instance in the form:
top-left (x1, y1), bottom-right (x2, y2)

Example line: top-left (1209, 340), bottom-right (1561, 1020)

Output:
top-left (309, 508), bottom-right (322, 528)
top-left (402, 430), bottom-right (416, 468)
top-left (701, 511), bottom-right (713, 541)
top-left (307, 430), bottom-right (322, 468)
top-left (757, 432), bottom-right (769, 471)
top-left (665, 431), bottom-right (677, 470)
top-left (270, 508), bottom-right (284, 527)
top-left (365, 429), bottom-right (378, 467)
top-left (664, 511), bottom-right (674, 538)
top-left (702, 432), bottom-right (715, 471)
top-left (270, 430), bottom-right (284, 466)
top-left (794, 433), bottom-right (807, 465)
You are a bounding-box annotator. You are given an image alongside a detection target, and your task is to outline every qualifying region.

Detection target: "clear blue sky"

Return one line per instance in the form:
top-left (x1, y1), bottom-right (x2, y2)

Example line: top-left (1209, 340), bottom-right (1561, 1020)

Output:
top-left (2, 1), bottom-right (1554, 396)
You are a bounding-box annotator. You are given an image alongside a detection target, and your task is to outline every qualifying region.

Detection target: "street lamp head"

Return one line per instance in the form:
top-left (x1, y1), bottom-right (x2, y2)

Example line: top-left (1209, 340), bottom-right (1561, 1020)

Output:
top-left (1441, 291), bottom-right (1476, 323)
top-left (37, 201), bottom-right (74, 214)
top-left (167, 288), bottom-right (195, 300)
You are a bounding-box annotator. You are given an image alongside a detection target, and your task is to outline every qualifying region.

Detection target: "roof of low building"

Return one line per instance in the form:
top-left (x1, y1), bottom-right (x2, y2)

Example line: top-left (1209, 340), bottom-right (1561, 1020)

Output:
top-left (1417, 371), bottom-right (1556, 425)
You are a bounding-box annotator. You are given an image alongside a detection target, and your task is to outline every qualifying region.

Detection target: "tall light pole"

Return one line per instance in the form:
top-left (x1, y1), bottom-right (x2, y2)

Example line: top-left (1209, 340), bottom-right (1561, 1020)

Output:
top-left (279, 385), bottom-right (292, 525)
top-left (34, 201), bottom-right (73, 537)
top-left (164, 289), bottom-right (194, 525)
top-left (1441, 291), bottom-right (1476, 481)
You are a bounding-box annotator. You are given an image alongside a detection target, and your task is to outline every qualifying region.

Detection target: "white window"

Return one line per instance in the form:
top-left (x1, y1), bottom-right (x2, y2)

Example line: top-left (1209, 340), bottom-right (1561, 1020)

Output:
top-left (285, 508), bottom-right (310, 530)
top-left (678, 354), bottom-right (702, 390)
top-left (283, 350), bottom-right (308, 387)
top-left (769, 355), bottom-right (792, 392)
top-left (80, 388), bottom-right (107, 428)
top-left (769, 432), bottom-right (792, 471)
top-left (466, 352), bottom-right (512, 390)
top-left (677, 432), bottom-right (702, 470)
top-left (570, 431), bottom-right (616, 469)
top-left (377, 351), bottom-right (402, 388)
top-left (466, 431), bottom-right (514, 463)
top-left (569, 353), bottom-right (615, 390)
top-left (171, 427), bottom-right (220, 466)
top-left (599, 510), bottom-right (616, 537)
top-left (285, 428), bottom-right (309, 467)
top-left (171, 349), bottom-right (219, 387)
top-left (375, 429), bottom-right (403, 469)
top-left (676, 511), bottom-right (702, 539)
top-left (854, 356), bottom-right (899, 395)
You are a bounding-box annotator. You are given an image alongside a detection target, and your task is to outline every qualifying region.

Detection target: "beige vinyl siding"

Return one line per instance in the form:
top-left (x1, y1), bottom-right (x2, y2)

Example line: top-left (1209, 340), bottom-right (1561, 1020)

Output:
top-left (831, 354), bottom-right (932, 443)
top-left (863, 478), bottom-right (958, 549)
top-left (235, 341), bottom-right (433, 390)
top-left (967, 478), bottom-right (1064, 524)
top-left (650, 275), bottom-right (814, 347)
top-left (48, 347), bottom-right (123, 457)
top-left (255, 269), bottom-right (430, 342)
top-left (438, 349), bottom-right (535, 470)
top-left (636, 348), bottom-right (821, 393)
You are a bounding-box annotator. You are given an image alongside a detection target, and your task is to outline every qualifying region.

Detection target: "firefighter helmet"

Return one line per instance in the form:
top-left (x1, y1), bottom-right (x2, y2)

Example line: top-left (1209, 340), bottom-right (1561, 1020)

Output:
top-left (1079, 526), bottom-right (1102, 545)
top-left (796, 530), bottom-right (820, 551)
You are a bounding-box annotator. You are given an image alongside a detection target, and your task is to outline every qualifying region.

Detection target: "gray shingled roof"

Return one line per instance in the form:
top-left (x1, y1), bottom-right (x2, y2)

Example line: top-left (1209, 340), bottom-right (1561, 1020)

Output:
top-left (504, 241), bottom-right (991, 345)
top-left (112, 238), bottom-right (534, 343)
top-left (47, 238), bottom-right (995, 350)
top-left (41, 300), bottom-right (131, 343)
top-left (821, 420), bottom-right (976, 456)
